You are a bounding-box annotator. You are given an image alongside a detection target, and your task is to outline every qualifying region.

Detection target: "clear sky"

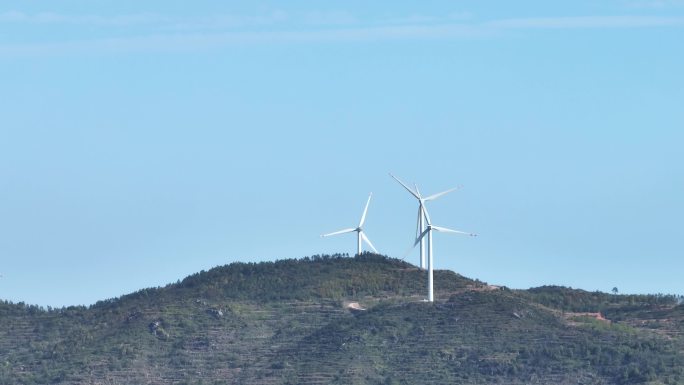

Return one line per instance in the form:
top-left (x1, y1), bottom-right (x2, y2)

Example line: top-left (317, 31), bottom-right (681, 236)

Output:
top-left (1, 1), bottom-right (683, 307)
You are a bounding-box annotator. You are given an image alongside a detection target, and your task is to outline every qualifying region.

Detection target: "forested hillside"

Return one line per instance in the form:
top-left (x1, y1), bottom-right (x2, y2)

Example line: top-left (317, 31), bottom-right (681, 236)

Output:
top-left (1, 254), bottom-right (683, 384)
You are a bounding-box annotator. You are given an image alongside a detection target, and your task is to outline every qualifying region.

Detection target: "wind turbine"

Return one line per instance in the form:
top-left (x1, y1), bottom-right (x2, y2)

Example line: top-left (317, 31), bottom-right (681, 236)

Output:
top-left (321, 193), bottom-right (378, 255)
top-left (410, 205), bottom-right (476, 302)
top-left (389, 173), bottom-right (460, 270)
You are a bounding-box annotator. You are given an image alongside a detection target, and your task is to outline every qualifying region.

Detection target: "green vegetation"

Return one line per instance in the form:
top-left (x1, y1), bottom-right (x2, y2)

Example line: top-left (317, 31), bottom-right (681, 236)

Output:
top-left (522, 285), bottom-right (681, 314)
top-left (1, 254), bottom-right (683, 384)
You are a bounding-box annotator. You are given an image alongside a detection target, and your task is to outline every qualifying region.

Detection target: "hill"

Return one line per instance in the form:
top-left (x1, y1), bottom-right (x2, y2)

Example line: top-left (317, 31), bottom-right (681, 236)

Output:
top-left (1, 253), bottom-right (683, 384)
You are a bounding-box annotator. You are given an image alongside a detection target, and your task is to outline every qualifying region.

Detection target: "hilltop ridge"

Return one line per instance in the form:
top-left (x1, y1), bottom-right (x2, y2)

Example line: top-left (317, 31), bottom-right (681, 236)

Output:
top-left (84, 253), bottom-right (480, 309)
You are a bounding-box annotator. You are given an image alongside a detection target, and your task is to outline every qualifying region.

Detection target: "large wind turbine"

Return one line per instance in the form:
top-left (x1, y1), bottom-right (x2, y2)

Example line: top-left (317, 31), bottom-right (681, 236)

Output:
top-left (321, 193), bottom-right (378, 255)
top-left (411, 205), bottom-right (476, 302)
top-left (389, 173), bottom-right (460, 270)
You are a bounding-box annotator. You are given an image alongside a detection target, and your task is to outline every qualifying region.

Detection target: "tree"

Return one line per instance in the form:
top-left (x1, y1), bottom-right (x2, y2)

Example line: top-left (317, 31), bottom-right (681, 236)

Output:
top-left (612, 287), bottom-right (619, 295)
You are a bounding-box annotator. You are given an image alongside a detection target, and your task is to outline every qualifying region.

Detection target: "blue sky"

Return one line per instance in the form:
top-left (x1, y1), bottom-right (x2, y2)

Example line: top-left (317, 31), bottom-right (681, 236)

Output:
top-left (1, 1), bottom-right (683, 306)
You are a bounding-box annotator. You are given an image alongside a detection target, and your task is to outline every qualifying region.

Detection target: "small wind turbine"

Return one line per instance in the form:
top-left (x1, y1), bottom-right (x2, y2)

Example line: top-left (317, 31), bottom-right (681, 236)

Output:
top-left (408, 203), bottom-right (476, 302)
top-left (390, 173), bottom-right (460, 270)
top-left (321, 193), bottom-right (378, 255)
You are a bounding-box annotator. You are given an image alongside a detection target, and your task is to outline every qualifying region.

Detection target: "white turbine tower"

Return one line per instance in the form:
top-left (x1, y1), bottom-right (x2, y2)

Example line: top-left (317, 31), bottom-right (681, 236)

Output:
top-left (410, 205), bottom-right (476, 302)
top-left (390, 173), bottom-right (460, 270)
top-left (321, 193), bottom-right (378, 256)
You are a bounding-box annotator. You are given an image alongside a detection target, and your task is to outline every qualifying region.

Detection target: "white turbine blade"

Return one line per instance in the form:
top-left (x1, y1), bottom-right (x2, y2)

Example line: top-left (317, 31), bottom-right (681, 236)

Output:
top-left (360, 232), bottom-right (378, 253)
top-left (431, 225), bottom-right (477, 237)
top-left (321, 228), bottom-right (356, 237)
top-left (401, 229), bottom-right (429, 260)
top-left (399, 229), bottom-right (427, 260)
top-left (414, 228), bottom-right (430, 246)
top-left (414, 184), bottom-right (423, 199)
top-left (421, 203), bottom-right (432, 226)
top-left (389, 173), bottom-right (419, 199)
top-left (415, 206), bottom-right (422, 239)
top-left (424, 186), bottom-right (462, 201)
top-left (358, 193), bottom-right (372, 227)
